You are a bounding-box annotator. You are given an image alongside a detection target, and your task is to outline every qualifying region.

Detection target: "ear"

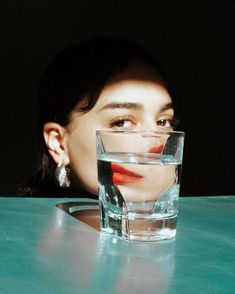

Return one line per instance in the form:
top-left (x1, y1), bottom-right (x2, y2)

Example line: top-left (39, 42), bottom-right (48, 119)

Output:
top-left (43, 123), bottom-right (70, 165)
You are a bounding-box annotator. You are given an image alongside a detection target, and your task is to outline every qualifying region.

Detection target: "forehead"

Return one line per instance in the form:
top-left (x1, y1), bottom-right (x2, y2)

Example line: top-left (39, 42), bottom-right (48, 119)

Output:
top-left (93, 62), bottom-right (171, 109)
top-left (68, 67), bottom-right (173, 130)
top-left (94, 79), bottom-right (172, 111)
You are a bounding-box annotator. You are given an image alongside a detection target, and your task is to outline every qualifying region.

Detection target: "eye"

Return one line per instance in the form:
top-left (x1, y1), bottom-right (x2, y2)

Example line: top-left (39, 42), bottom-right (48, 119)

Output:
top-left (109, 116), bottom-right (136, 130)
top-left (157, 116), bottom-right (180, 129)
top-left (157, 119), bottom-right (172, 127)
top-left (113, 120), bottom-right (132, 128)
top-left (156, 118), bottom-right (174, 130)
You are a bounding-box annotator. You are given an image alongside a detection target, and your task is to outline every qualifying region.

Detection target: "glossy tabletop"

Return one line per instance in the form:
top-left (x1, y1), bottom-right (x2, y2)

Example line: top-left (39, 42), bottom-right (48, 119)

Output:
top-left (0, 196), bottom-right (234, 294)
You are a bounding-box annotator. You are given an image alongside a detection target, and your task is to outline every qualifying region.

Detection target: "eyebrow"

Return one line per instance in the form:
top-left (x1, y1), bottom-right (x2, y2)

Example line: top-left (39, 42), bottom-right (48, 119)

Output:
top-left (98, 102), bottom-right (173, 112)
top-left (98, 102), bottom-right (143, 111)
top-left (160, 102), bottom-right (174, 112)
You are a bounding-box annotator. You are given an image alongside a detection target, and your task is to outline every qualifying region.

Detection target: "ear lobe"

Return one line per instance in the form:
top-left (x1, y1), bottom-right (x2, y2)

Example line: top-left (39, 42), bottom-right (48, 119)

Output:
top-left (43, 123), bottom-right (70, 165)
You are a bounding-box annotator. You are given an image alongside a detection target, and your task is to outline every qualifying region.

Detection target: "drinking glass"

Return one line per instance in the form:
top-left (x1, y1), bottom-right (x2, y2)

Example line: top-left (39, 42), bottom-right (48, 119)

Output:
top-left (96, 130), bottom-right (185, 242)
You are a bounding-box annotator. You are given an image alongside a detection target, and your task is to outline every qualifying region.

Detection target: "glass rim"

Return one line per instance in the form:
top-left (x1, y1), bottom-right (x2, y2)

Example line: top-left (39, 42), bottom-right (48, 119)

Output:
top-left (96, 129), bottom-right (185, 136)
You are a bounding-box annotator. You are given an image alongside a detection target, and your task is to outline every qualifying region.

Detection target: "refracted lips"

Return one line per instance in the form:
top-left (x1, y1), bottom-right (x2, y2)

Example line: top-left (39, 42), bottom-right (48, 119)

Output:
top-left (148, 144), bottom-right (164, 154)
top-left (111, 163), bottom-right (143, 185)
top-left (111, 144), bottom-right (164, 185)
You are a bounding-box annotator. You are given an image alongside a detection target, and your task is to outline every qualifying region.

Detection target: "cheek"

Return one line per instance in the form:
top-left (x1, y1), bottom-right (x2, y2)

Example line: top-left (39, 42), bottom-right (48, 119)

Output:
top-left (67, 131), bottom-right (98, 194)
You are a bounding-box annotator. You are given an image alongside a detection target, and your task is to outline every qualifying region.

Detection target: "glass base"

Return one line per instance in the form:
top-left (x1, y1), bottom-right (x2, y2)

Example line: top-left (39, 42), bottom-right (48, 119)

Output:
top-left (101, 212), bottom-right (177, 242)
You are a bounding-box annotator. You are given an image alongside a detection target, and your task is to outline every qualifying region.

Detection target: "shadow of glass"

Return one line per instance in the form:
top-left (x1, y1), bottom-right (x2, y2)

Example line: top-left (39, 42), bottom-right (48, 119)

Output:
top-left (56, 201), bottom-right (100, 231)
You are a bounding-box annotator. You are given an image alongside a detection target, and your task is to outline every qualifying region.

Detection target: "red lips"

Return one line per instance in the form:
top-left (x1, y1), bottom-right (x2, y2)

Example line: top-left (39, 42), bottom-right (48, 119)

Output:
top-left (111, 163), bottom-right (143, 185)
top-left (111, 144), bottom-right (163, 185)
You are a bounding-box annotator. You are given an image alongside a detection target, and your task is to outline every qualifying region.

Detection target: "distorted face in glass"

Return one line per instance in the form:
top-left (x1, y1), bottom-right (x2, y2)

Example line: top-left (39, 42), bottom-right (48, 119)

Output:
top-left (63, 63), bottom-right (176, 197)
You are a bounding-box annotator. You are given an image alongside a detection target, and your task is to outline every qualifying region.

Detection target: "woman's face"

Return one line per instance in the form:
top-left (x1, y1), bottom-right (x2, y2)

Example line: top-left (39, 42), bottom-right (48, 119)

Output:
top-left (65, 64), bottom-right (174, 195)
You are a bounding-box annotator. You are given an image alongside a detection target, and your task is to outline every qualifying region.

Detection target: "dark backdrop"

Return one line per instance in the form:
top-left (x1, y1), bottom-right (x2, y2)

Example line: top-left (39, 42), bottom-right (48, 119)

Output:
top-left (0, 0), bottom-right (234, 196)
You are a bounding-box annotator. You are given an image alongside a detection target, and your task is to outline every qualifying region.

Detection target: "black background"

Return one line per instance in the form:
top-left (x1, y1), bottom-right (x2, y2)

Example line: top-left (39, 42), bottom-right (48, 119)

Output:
top-left (0, 0), bottom-right (234, 196)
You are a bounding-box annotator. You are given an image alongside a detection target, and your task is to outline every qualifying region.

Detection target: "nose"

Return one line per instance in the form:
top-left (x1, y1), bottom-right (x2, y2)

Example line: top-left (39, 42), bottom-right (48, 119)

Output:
top-left (138, 118), bottom-right (166, 153)
top-left (140, 117), bottom-right (159, 132)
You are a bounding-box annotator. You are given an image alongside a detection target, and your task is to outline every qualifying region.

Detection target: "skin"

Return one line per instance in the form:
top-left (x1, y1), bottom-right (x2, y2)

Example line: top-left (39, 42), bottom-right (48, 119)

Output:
top-left (43, 63), bottom-right (175, 198)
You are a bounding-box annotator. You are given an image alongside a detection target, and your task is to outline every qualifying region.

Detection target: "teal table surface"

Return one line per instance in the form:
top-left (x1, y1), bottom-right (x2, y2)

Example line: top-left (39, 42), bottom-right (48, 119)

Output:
top-left (0, 196), bottom-right (234, 294)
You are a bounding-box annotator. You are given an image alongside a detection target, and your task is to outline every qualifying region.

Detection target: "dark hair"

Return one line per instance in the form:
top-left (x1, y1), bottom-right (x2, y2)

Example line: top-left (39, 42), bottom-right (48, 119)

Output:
top-left (19, 37), bottom-right (169, 197)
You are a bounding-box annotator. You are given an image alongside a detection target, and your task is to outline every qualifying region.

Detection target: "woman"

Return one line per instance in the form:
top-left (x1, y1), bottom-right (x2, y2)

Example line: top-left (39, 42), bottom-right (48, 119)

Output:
top-left (19, 37), bottom-right (178, 197)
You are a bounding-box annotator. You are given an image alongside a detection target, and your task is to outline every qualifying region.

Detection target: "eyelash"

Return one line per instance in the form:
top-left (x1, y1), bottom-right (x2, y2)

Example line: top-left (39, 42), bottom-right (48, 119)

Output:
top-left (108, 115), bottom-right (136, 129)
top-left (108, 116), bottom-right (180, 129)
top-left (157, 117), bottom-right (179, 128)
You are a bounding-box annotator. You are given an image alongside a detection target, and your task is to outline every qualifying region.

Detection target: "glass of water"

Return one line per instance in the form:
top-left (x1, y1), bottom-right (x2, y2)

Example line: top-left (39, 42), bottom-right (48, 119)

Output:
top-left (96, 130), bottom-right (185, 242)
